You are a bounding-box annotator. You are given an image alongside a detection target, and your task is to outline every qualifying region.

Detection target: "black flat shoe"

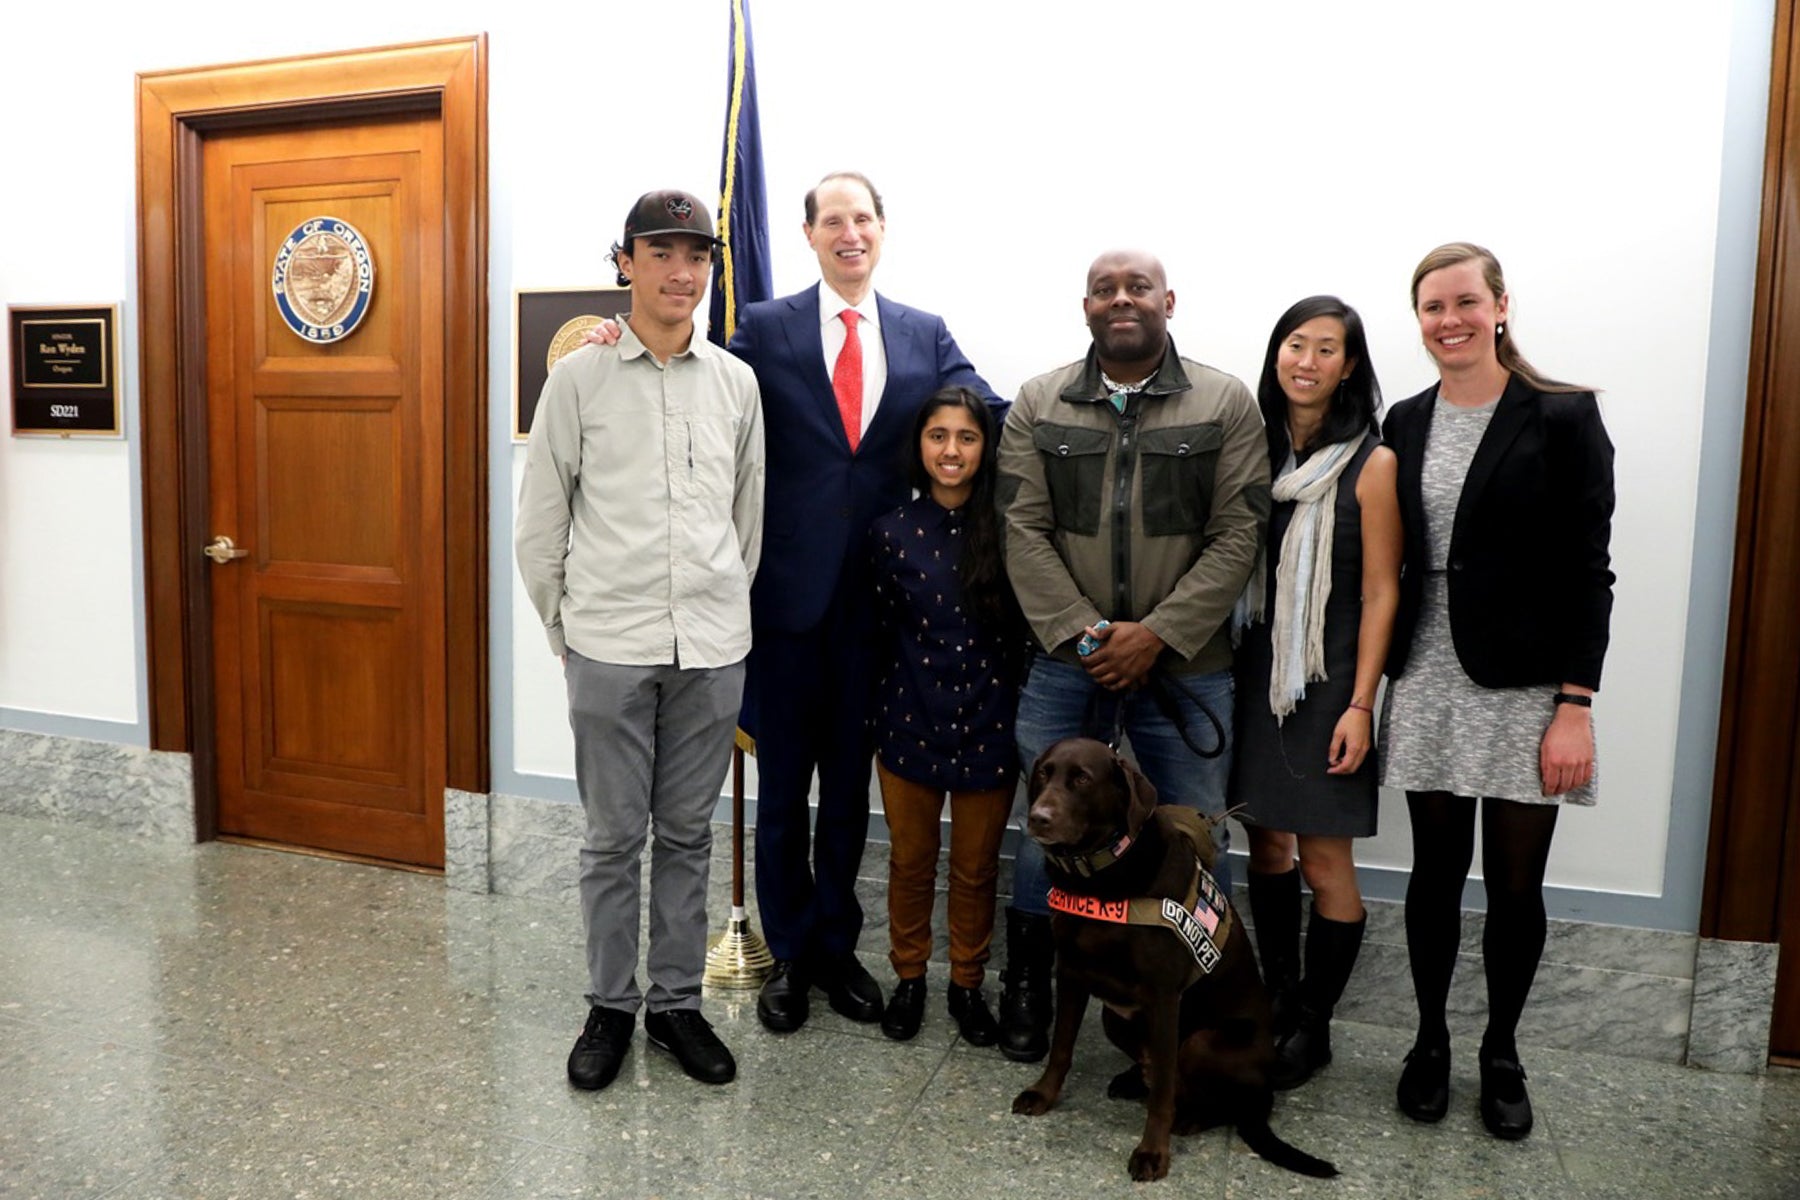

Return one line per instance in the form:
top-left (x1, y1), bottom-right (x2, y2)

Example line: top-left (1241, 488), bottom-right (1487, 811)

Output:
top-left (947, 983), bottom-right (1000, 1047)
top-left (757, 960), bottom-right (810, 1033)
top-left (817, 953), bottom-right (884, 1023)
top-left (1479, 1053), bottom-right (1534, 1140)
top-left (881, 977), bottom-right (926, 1041)
top-left (1397, 1042), bottom-right (1451, 1123)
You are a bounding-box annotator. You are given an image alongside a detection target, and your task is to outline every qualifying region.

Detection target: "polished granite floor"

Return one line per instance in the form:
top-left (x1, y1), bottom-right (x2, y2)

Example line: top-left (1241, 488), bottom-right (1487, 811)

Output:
top-left (2, 811), bottom-right (1797, 1200)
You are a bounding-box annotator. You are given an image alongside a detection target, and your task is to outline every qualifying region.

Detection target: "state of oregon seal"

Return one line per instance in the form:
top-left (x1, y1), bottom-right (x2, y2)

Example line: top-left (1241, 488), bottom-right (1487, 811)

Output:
top-left (272, 217), bottom-right (375, 343)
top-left (547, 315), bottom-right (609, 372)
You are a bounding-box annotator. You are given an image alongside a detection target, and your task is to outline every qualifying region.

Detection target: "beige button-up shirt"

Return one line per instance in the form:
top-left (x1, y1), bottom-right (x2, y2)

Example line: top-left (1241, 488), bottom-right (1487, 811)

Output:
top-left (515, 321), bottom-right (764, 667)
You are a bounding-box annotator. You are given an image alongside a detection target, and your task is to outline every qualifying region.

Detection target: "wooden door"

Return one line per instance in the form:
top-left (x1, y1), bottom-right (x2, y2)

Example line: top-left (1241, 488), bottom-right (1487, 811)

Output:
top-left (1704, 0), bottom-right (1800, 1062)
top-left (200, 115), bottom-right (446, 866)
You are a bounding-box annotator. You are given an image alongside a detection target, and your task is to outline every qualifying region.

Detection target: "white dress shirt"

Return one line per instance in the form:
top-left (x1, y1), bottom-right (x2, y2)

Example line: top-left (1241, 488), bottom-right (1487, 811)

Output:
top-left (818, 282), bottom-right (888, 439)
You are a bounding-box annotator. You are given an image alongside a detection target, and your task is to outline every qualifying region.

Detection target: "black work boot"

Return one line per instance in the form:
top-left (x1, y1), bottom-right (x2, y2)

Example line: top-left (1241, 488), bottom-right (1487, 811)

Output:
top-left (1271, 906), bottom-right (1366, 1090)
top-left (998, 909), bottom-right (1054, 1063)
top-left (1247, 868), bottom-right (1303, 1034)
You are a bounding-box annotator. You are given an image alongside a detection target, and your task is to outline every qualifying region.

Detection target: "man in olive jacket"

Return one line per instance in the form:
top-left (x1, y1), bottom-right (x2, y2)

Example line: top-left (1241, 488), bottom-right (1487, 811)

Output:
top-left (992, 248), bottom-right (1270, 1061)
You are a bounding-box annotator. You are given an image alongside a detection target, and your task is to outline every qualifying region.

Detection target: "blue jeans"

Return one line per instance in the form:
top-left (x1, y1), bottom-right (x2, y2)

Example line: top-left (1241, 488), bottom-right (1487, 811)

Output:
top-left (1010, 655), bottom-right (1235, 915)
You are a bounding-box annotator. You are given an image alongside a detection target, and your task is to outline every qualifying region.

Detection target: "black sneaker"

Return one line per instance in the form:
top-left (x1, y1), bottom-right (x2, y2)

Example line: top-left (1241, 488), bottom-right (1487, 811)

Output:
top-left (644, 1008), bottom-right (737, 1084)
top-left (567, 1005), bottom-right (634, 1091)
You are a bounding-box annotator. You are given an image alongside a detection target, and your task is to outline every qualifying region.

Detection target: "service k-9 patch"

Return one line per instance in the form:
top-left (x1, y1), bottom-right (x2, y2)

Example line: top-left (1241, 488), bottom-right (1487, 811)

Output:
top-left (271, 217), bottom-right (375, 343)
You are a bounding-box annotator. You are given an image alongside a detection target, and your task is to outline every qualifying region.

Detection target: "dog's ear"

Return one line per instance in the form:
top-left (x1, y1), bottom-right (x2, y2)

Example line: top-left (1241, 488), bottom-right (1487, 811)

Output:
top-left (1027, 742), bottom-right (1058, 796)
top-left (1115, 754), bottom-right (1159, 831)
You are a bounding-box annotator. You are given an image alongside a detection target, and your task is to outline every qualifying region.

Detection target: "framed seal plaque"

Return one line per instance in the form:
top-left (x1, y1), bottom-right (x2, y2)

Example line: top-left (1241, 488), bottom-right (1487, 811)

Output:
top-left (271, 216), bottom-right (375, 343)
top-left (9, 303), bottom-right (121, 437)
top-left (514, 287), bottom-right (631, 439)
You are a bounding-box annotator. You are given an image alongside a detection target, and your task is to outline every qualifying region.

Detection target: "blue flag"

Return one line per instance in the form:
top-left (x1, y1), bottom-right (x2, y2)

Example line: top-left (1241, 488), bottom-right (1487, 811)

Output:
top-left (710, 0), bottom-right (773, 348)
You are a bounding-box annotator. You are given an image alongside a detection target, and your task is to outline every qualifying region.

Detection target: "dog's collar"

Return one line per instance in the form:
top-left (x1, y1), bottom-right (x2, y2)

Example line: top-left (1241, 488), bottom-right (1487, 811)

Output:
top-left (1046, 856), bottom-right (1235, 975)
top-left (1043, 828), bottom-right (1136, 878)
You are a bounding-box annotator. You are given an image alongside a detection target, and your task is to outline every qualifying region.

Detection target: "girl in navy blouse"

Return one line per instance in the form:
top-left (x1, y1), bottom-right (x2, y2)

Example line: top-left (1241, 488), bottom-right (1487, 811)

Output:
top-left (869, 386), bottom-right (1026, 1047)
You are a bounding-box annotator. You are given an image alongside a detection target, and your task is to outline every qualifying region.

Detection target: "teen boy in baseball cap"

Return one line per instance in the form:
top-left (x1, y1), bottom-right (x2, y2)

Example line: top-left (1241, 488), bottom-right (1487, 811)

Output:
top-left (517, 187), bottom-right (763, 1092)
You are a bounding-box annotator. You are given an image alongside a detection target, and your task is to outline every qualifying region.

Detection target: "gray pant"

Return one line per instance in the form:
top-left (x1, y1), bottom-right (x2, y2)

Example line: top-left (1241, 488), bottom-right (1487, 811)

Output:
top-left (565, 649), bottom-right (745, 1014)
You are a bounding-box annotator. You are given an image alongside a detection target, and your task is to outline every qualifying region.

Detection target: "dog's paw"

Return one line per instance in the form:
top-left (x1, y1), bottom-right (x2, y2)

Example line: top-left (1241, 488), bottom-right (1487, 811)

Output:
top-left (1127, 1144), bottom-right (1171, 1182)
top-left (1106, 1065), bottom-right (1148, 1101)
top-left (1011, 1089), bottom-right (1055, 1116)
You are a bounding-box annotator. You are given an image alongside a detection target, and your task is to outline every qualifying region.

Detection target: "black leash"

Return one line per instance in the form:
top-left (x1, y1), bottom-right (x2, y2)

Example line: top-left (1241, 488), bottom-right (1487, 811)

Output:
top-left (1078, 666), bottom-right (1226, 759)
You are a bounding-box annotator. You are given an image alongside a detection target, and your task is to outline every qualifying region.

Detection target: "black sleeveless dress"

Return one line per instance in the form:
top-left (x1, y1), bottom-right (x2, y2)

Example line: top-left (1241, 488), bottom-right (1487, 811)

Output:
top-left (1229, 434), bottom-right (1379, 837)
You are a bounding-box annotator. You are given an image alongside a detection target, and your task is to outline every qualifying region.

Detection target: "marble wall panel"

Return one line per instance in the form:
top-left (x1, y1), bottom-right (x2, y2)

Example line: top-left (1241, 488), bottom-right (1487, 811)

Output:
top-left (0, 729), bottom-right (193, 841)
top-left (1687, 937), bottom-right (1780, 1073)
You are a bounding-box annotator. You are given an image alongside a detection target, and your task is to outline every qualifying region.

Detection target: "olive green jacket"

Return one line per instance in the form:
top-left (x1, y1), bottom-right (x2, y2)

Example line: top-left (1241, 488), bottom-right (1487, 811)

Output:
top-left (997, 340), bottom-right (1270, 675)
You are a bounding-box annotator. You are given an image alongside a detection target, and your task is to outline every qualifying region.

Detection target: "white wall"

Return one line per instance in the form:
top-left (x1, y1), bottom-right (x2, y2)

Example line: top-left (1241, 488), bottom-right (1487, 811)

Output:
top-left (0, 0), bottom-right (1753, 905)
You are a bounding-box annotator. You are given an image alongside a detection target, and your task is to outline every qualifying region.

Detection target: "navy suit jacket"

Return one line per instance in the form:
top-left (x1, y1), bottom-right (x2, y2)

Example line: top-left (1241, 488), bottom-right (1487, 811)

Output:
top-left (728, 286), bottom-right (999, 634)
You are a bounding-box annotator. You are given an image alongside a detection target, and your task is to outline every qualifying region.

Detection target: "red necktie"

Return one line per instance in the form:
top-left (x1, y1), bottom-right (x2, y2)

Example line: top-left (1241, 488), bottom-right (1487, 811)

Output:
top-left (833, 310), bottom-right (863, 453)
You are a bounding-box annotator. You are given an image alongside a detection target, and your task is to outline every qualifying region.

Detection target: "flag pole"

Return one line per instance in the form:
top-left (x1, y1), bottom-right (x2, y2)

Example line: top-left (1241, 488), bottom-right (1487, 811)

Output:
top-left (704, 0), bottom-right (775, 991)
top-left (705, 733), bottom-right (772, 988)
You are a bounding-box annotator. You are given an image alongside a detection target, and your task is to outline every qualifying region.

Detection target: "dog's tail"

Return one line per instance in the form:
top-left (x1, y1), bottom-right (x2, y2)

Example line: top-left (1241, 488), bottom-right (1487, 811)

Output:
top-left (1239, 1113), bottom-right (1338, 1179)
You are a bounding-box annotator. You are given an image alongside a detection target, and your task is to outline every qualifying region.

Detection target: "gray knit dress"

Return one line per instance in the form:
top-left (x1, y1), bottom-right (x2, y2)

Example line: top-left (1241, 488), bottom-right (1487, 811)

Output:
top-left (1378, 396), bottom-right (1597, 806)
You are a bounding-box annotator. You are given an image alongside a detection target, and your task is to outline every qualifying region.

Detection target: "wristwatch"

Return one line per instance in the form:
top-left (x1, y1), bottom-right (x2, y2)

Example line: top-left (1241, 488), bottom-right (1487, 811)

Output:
top-left (1552, 692), bottom-right (1592, 708)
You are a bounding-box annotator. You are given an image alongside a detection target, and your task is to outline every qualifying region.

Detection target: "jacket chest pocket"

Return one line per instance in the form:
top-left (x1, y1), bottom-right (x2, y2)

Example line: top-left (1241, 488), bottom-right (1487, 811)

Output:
top-left (1032, 424), bottom-right (1112, 537)
top-left (1138, 423), bottom-right (1222, 537)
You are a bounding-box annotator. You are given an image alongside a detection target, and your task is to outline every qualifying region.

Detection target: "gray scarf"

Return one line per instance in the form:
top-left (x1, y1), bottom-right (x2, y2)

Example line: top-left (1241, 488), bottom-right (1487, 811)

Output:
top-left (1233, 438), bottom-right (1360, 722)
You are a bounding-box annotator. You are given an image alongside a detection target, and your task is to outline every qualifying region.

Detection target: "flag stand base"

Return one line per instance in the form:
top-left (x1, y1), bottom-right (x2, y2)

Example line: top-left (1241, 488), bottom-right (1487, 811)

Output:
top-left (704, 907), bottom-right (773, 989)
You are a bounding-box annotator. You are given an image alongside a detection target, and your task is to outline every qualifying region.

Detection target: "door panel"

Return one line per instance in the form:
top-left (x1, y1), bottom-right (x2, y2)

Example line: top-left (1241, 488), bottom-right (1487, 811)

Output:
top-left (202, 115), bottom-right (446, 866)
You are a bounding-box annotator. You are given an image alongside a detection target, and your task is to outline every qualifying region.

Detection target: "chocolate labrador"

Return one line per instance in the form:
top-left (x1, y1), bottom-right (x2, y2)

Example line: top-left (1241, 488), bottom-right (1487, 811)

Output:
top-left (1009, 737), bottom-right (1336, 1182)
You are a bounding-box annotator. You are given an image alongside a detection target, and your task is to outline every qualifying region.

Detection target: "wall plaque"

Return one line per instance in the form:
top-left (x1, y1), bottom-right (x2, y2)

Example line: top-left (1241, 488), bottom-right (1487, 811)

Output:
top-left (514, 287), bottom-right (631, 440)
top-left (9, 304), bottom-right (121, 437)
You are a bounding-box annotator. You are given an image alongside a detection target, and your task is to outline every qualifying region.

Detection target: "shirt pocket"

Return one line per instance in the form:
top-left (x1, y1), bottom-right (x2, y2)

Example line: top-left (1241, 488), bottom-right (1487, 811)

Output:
top-left (681, 412), bottom-right (740, 504)
top-left (1032, 423), bottom-right (1112, 537)
top-left (1138, 422), bottom-right (1222, 538)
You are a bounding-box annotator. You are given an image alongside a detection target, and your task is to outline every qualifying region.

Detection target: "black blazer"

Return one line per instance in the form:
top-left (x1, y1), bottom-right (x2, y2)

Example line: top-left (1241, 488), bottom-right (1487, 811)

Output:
top-left (1382, 373), bottom-right (1615, 691)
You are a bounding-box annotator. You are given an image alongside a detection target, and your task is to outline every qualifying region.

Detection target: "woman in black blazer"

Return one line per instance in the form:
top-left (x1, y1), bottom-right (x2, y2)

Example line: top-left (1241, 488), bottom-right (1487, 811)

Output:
top-left (1378, 243), bottom-right (1614, 1142)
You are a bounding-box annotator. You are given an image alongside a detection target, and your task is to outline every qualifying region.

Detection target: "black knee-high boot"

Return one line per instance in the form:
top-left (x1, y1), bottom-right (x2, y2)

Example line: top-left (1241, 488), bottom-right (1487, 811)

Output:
top-left (1270, 906), bottom-right (1366, 1090)
top-left (1247, 868), bottom-right (1302, 1033)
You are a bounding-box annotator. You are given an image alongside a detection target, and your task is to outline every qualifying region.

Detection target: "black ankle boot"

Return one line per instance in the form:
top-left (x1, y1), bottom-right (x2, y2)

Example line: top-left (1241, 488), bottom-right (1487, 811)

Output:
top-left (1270, 907), bottom-right (1365, 1090)
top-left (998, 909), bottom-right (1053, 1063)
top-left (1247, 868), bottom-right (1302, 1033)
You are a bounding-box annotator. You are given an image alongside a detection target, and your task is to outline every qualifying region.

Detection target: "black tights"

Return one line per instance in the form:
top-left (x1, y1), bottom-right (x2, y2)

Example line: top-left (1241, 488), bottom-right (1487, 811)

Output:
top-left (1404, 791), bottom-right (1558, 1061)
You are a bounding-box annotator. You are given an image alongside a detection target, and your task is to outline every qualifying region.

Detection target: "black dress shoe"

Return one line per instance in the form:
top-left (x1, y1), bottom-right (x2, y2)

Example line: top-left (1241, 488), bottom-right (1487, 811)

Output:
top-left (1478, 1053), bottom-right (1534, 1140)
top-left (645, 1008), bottom-right (736, 1084)
top-left (947, 984), bottom-right (1000, 1047)
top-left (567, 1005), bottom-right (634, 1091)
top-left (881, 977), bottom-right (927, 1041)
top-left (757, 960), bottom-right (811, 1033)
top-left (1396, 1042), bottom-right (1451, 1123)
top-left (816, 954), bottom-right (884, 1022)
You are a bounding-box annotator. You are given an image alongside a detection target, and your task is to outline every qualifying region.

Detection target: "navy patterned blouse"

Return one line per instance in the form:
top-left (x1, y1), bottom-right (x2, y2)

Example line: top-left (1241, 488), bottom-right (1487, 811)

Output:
top-left (869, 495), bottom-right (1023, 791)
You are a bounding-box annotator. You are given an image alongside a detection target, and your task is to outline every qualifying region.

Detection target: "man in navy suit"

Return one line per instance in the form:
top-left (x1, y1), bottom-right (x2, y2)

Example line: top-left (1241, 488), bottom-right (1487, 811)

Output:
top-left (732, 172), bottom-right (999, 1032)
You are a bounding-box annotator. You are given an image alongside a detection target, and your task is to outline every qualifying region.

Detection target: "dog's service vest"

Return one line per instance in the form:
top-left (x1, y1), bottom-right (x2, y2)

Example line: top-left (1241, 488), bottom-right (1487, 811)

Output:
top-left (1046, 857), bottom-right (1234, 974)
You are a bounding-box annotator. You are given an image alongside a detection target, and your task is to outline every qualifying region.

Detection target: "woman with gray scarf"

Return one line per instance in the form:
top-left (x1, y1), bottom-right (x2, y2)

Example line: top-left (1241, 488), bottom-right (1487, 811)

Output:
top-left (1229, 295), bottom-right (1401, 1090)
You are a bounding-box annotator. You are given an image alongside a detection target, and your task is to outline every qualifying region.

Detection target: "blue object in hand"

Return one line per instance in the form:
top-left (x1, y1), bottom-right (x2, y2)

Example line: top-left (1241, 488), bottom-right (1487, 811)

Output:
top-left (1077, 620), bottom-right (1111, 657)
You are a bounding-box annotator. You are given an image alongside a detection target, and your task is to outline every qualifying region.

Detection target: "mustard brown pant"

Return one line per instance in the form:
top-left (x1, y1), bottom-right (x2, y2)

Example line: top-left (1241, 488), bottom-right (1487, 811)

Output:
top-left (876, 760), bottom-right (1012, 989)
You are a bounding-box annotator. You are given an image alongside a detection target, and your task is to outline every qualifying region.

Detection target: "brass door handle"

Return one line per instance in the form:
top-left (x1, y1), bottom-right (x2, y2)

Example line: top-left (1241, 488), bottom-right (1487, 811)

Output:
top-left (203, 535), bottom-right (250, 564)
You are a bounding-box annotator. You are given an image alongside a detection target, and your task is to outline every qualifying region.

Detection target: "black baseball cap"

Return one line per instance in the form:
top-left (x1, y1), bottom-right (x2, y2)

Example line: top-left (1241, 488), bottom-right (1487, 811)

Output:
top-left (622, 189), bottom-right (722, 246)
